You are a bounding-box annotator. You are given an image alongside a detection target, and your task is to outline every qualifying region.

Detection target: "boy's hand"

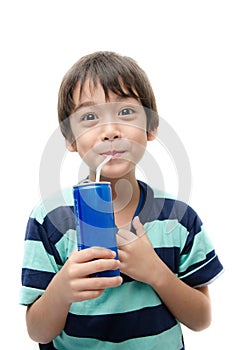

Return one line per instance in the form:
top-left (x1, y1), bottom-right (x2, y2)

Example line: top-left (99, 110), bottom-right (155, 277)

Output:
top-left (55, 247), bottom-right (122, 304)
top-left (117, 216), bottom-right (160, 285)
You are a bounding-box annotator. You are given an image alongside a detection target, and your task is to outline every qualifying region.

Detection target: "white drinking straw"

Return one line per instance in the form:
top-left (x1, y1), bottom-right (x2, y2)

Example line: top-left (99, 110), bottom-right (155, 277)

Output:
top-left (95, 155), bottom-right (112, 182)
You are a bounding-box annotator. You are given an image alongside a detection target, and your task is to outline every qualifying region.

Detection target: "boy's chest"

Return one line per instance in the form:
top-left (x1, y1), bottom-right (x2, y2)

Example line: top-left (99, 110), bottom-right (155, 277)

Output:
top-left (114, 207), bottom-right (137, 230)
top-left (144, 220), bottom-right (187, 275)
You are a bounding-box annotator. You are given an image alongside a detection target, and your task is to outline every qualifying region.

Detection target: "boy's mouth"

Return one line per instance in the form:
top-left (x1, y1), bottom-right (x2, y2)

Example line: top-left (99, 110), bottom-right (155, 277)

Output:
top-left (101, 151), bottom-right (125, 159)
top-left (94, 139), bottom-right (131, 159)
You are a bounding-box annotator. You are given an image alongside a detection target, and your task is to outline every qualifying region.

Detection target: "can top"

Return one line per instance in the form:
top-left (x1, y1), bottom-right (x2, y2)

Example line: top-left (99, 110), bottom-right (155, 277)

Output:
top-left (73, 181), bottom-right (111, 189)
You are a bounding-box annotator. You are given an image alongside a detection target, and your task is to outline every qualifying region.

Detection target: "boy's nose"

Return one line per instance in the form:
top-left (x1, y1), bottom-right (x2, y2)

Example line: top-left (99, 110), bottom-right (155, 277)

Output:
top-left (101, 124), bottom-right (121, 141)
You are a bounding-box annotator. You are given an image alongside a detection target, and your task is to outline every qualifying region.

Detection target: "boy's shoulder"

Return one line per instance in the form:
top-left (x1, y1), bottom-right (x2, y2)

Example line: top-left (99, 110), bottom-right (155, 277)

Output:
top-left (140, 180), bottom-right (192, 210)
top-left (139, 181), bottom-right (200, 228)
top-left (30, 187), bottom-right (74, 223)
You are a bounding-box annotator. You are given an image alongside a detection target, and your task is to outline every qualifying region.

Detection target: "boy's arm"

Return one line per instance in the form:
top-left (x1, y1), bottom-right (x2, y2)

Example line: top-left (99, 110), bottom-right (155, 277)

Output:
top-left (26, 248), bottom-right (122, 344)
top-left (150, 266), bottom-right (211, 331)
top-left (117, 217), bottom-right (211, 331)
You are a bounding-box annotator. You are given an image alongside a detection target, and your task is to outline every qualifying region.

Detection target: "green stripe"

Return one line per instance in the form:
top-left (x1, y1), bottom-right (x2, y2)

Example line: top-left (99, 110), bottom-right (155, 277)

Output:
top-left (145, 219), bottom-right (188, 249)
top-left (22, 240), bottom-right (61, 272)
top-left (30, 202), bottom-right (46, 224)
top-left (54, 323), bottom-right (183, 350)
top-left (55, 229), bottom-right (77, 260)
top-left (19, 286), bottom-right (44, 305)
top-left (69, 281), bottom-right (162, 316)
top-left (180, 255), bottom-right (217, 280)
top-left (30, 187), bottom-right (74, 222)
top-left (179, 227), bottom-right (214, 273)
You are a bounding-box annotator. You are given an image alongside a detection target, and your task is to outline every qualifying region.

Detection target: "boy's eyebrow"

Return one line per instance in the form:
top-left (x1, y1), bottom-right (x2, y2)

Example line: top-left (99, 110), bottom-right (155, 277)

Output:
top-left (73, 96), bottom-right (130, 113)
top-left (73, 101), bottom-right (96, 113)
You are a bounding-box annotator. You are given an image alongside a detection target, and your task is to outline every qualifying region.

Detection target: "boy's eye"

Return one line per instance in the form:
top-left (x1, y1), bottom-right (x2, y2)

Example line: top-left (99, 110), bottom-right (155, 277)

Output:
top-left (82, 113), bottom-right (98, 121)
top-left (119, 108), bottom-right (134, 116)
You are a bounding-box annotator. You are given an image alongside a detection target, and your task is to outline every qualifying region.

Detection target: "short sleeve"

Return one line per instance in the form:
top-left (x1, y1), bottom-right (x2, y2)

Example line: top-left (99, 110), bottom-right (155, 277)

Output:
top-left (19, 205), bottom-right (63, 306)
top-left (178, 210), bottom-right (223, 287)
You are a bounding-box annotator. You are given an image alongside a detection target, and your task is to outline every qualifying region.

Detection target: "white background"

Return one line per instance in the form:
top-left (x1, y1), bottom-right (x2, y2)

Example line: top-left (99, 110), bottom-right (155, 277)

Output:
top-left (1, 0), bottom-right (231, 348)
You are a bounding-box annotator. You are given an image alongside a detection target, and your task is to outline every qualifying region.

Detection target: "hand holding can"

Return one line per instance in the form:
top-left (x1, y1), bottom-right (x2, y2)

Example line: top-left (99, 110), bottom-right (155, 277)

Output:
top-left (73, 181), bottom-right (120, 277)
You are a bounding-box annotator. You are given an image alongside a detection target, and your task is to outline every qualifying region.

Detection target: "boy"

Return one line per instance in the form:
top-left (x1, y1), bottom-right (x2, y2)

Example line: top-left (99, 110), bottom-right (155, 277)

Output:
top-left (20, 51), bottom-right (223, 349)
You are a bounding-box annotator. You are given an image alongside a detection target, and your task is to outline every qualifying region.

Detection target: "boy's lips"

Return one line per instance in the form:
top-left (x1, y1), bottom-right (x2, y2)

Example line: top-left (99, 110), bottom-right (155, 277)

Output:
top-left (93, 139), bottom-right (131, 157)
top-left (101, 150), bottom-right (125, 159)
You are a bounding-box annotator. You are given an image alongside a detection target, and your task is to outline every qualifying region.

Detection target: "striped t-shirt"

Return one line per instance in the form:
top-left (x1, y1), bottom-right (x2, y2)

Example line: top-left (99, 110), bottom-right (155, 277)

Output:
top-left (20, 180), bottom-right (223, 350)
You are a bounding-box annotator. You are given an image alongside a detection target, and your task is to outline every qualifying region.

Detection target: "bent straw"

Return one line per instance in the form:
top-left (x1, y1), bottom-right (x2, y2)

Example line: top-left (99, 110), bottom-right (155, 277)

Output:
top-left (95, 155), bottom-right (112, 182)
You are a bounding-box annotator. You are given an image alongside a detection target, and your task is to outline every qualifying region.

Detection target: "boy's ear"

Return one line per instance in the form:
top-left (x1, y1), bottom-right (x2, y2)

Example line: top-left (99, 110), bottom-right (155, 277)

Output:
top-left (147, 128), bottom-right (157, 141)
top-left (66, 139), bottom-right (77, 152)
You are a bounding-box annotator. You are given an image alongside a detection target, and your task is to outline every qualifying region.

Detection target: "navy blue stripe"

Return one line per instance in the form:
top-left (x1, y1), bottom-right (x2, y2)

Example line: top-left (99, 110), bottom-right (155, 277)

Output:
top-left (134, 181), bottom-right (146, 217)
top-left (120, 272), bottom-right (134, 283)
top-left (181, 335), bottom-right (185, 349)
top-left (25, 206), bottom-right (75, 265)
top-left (139, 181), bottom-right (201, 228)
top-left (155, 247), bottom-right (180, 273)
top-left (180, 214), bottom-right (203, 254)
top-left (44, 206), bottom-right (75, 238)
top-left (64, 305), bottom-right (177, 342)
top-left (25, 218), bottom-right (63, 265)
top-left (181, 255), bottom-right (223, 286)
top-left (25, 217), bottom-right (46, 241)
top-left (179, 250), bottom-right (215, 278)
top-left (26, 206), bottom-right (75, 242)
top-left (121, 247), bottom-right (180, 284)
top-left (138, 181), bottom-right (203, 254)
top-left (138, 181), bottom-right (201, 231)
top-left (22, 268), bottom-right (55, 290)
top-left (39, 343), bottom-right (57, 350)
top-left (39, 342), bottom-right (184, 349)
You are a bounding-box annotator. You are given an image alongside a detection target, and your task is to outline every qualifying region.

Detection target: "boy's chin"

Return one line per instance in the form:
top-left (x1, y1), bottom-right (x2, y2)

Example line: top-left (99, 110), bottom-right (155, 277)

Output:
top-left (99, 164), bottom-right (135, 181)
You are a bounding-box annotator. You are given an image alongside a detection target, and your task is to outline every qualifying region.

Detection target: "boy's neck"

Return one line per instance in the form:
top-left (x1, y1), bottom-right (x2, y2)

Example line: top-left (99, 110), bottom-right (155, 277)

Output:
top-left (88, 170), bottom-right (140, 228)
top-left (103, 174), bottom-right (140, 229)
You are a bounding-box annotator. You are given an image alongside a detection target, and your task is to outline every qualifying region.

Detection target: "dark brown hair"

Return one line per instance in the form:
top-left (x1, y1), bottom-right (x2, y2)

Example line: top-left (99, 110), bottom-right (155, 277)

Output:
top-left (58, 51), bottom-right (159, 142)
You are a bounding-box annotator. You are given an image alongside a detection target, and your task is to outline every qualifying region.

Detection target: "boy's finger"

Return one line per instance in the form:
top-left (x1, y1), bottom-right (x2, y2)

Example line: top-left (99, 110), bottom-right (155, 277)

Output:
top-left (77, 275), bottom-right (123, 291)
top-left (132, 216), bottom-right (146, 237)
top-left (117, 228), bottom-right (137, 246)
top-left (71, 247), bottom-right (116, 263)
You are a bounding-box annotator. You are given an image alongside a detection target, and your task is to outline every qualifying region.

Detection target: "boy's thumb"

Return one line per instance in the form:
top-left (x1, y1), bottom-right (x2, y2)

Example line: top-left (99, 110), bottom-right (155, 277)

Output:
top-left (132, 216), bottom-right (145, 237)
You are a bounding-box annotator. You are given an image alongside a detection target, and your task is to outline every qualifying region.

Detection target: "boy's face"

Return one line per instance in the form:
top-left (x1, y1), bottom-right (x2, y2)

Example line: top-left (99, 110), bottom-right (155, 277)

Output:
top-left (67, 80), bottom-right (155, 181)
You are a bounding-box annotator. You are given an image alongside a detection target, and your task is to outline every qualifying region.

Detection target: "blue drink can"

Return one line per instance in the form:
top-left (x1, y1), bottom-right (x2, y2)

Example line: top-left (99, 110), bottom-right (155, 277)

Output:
top-left (73, 181), bottom-right (120, 277)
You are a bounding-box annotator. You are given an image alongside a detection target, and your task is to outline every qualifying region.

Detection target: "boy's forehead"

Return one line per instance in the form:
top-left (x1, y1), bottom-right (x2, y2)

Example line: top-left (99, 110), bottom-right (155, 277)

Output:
top-left (72, 78), bottom-right (139, 109)
top-left (73, 79), bottom-right (107, 106)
